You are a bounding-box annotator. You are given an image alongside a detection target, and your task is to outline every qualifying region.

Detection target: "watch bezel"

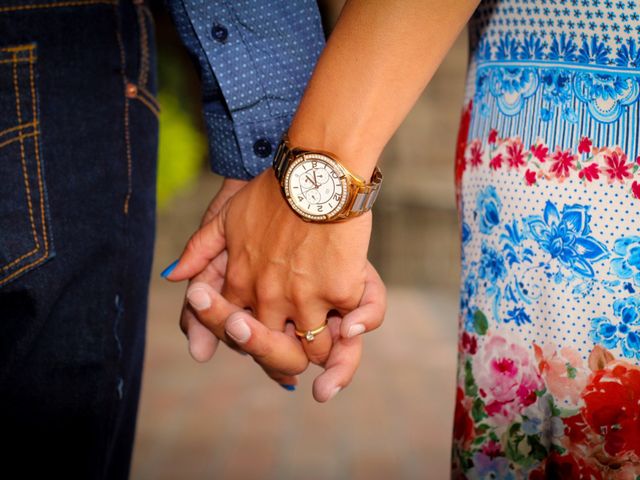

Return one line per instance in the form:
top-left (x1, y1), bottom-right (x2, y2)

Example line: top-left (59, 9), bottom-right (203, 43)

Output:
top-left (282, 153), bottom-right (349, 222)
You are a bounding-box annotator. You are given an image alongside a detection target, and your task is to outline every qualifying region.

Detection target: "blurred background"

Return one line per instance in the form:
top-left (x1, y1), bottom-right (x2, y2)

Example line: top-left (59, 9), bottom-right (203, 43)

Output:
top-left (131, 2), bottom-right (467, 479)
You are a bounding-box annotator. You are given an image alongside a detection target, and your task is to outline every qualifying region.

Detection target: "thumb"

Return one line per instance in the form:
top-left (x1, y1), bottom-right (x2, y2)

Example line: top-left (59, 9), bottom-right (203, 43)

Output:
top-left (162, 209), bottom-right (227, 281)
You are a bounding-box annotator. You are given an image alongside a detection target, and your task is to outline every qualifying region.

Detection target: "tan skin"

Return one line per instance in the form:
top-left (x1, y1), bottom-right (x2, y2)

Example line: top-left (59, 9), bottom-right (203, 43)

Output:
top-left (167, 0), bottom-right (479, 402)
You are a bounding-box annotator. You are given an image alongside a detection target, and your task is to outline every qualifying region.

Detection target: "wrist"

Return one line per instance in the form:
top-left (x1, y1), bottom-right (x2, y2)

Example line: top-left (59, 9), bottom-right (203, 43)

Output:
top-left (285, 125), bottom-right (381, 181)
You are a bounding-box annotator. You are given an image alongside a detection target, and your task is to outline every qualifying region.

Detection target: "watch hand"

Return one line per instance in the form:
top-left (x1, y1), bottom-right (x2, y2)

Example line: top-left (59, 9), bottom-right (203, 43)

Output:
top-left (305, 174), bottom-right (319, 189)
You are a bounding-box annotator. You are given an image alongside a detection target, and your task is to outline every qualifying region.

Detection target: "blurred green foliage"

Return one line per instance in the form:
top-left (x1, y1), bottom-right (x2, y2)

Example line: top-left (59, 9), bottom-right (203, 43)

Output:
top-left (156, 43), bottom-right (206, 210)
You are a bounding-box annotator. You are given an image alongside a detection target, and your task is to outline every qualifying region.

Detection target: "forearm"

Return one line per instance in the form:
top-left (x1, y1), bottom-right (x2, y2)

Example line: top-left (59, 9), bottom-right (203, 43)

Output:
top-left (288, 0), bottom-right (479, 178)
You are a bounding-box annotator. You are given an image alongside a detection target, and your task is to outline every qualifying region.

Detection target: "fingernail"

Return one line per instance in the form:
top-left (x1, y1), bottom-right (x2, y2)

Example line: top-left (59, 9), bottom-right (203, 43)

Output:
top-left (280, 384), bottom-right (296, 391)
top-left (226, 317), bottom-right (251, 344)
top-left (186, 287), bottom-right (211, 311)
top-left (347, 324), bottom-right (365, 338)
top-left (160, 259), bottom-right (179, 278)
top-left (328, 386), bottom-right (342, 401)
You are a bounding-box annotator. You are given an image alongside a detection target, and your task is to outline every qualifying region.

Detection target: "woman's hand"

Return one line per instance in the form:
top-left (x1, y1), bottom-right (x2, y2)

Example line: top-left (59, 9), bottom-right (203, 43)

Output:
top-left (172, 174), bottom-right (386, 397)
top-left (168, 168), bottom-right (381, 364)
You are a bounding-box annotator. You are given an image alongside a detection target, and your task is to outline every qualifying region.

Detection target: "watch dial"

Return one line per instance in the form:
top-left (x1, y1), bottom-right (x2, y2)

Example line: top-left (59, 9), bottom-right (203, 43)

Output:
top-left (285, 154), bottom-right (346, 220)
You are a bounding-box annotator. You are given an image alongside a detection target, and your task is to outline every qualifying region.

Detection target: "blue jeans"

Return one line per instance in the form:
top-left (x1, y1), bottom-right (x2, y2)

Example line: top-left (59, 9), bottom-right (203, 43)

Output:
top-left (0, 1), bottom-right (158, 477)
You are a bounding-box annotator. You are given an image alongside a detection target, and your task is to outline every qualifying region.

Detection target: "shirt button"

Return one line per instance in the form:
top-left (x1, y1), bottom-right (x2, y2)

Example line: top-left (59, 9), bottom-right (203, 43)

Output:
top-left (253, 138), bottom-right (273, 158)
top-left (211, 23), bottom-right (228, 43)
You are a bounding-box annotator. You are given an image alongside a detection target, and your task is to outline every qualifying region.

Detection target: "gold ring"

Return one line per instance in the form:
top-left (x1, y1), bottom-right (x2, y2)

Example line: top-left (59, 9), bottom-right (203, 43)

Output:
top-left (294, 321), bottom-right (328, 342)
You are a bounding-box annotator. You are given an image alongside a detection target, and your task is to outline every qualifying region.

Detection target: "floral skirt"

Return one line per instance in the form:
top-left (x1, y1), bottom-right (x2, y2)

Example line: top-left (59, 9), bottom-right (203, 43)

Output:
top-left (451, 102), bottom-right (640, 479)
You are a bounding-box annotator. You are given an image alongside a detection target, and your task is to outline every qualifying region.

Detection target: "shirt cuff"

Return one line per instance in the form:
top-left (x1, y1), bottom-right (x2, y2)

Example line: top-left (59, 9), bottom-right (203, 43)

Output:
top-left (203, 101), bottom-right (293, 180)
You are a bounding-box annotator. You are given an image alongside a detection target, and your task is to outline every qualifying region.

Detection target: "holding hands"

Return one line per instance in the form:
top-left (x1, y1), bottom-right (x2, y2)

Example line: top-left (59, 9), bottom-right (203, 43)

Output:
top-left (162, 170), bottom-right (386, 402)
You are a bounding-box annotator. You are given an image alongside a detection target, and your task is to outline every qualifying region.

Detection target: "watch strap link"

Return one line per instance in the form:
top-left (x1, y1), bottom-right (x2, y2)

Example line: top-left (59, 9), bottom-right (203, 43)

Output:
top-left (346, 166), bottom-right (383, 217)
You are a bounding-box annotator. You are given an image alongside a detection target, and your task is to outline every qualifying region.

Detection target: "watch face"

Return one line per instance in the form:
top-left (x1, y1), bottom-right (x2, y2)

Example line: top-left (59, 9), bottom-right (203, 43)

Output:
top-left (283, 153), bottom-right (348, 221)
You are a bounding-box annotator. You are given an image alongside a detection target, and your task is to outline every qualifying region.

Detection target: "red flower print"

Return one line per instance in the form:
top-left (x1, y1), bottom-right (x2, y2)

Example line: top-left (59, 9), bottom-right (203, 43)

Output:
top-left (468, 140), bottom-right (483, 167)
top-left (632, 181), bottom-right (640, 199)
top-left (581, 360), bottom-right (640, 458)
top-left (489, 154), bottom-right (503, 170)
top-left (488, 128), bottom-right (498, 144)
top-left (506, 140), bottom-right (526, 169)
top-left (453, 387), bottom-right (474, 448)
top-left (578, 136), bottom-right (592, 155)
top-left (525, 169), bottom-right (537, 185)
top-left (461, 331), bottom-right (477, 354)
top-left (455, 101), bottom-right (472, 208)
top-left (480, 440), bottom-right (501, 459)
top-left (549, 148), bottom-right (576, 179)
top-left (530, 143), bottom-right (549, 162)
top-left (604, 150), bottom-right (632, 183)
top-left (529, 452), bottom-right (603, 480)
top-left (636, 155), bottom-right (640, 166)
top-left (578, 163), bottom-right (600, 182)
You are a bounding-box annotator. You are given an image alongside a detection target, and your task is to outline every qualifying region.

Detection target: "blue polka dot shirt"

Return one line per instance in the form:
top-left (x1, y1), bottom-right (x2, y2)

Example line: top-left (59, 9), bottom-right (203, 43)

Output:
top-left (166, 0), bottom-right (325, 179)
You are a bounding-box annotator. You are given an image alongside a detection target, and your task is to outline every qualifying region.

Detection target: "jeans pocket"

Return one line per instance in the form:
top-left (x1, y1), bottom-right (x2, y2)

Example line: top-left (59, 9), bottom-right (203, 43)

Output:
top-left (0, 43), bottom-right (54, 288)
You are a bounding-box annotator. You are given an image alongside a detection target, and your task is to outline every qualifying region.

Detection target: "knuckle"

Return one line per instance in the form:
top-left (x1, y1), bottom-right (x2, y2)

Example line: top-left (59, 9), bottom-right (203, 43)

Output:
top-left (255, 278), bottom-right (281, 306)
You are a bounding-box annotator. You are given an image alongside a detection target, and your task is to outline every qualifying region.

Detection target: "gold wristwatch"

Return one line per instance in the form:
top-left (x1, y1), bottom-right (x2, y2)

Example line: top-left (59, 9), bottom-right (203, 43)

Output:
top-left (272, 134), bottom-right (383, 222)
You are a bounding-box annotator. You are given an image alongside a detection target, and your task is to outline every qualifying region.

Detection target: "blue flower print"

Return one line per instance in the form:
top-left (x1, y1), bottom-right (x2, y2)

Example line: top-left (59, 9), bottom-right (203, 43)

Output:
top-left (505, 306), bottom-right (532, 326)
top-left (574, 72), bottom-right (640, 123)
top-left (496, 34), bottom-right (519, 61)
top-left (525, 201), bottom-right (609, 278)
top-left (476, 186), bottom-right (502, 234)
top-left (520, 34), bottom-right (545, 60)
top-left (590, 297), bottom-right (640, 359)
top-left (615, 39), bottom-right (640, 68)
top-left (478, 241), bottom-right (507, 285)
top-left (548, 33), bottom-right (578, 62)
top-left (489, 67), bottom-right (539, 116)
top-left (610, 236), bottom-right (640, 286)
top-left (577, 36), bottom-right (610, 65)
top-left (462, 221), bottom-right (472, 245)
top-left (468, 453), bottom-right (516, 480)
top-left (541, 69), bottom-right (573, 106)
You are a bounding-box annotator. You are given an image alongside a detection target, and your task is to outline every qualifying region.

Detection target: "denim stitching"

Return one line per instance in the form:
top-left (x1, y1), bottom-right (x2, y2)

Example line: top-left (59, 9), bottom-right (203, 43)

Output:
top-left (137, 84), bottom-right (159, 109)
top-left (29, 50), bottom-right (49, 261)
top-left (0, 45), bottom-right (51, 285)
top-left (114, 7), bottom-right (132, 215)
top-left (0, 131), bottom-right (37, 149)
top-left (132, 93), bottom-right (159, 118)
top-left (0, 121), bottom-right (37, 140)
top-left (0, 0), bottom-right (116, 13)
top-left (135, 4), bottom-right (149, 87)
top-left (12, 52), bottom-right (40, 251)
top-left (0, 57), bottom-right (37, 65)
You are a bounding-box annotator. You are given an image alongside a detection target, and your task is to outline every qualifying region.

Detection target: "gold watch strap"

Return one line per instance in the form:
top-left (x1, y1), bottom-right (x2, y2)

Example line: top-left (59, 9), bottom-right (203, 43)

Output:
top-left (273, 135), bottom-right (382, 218)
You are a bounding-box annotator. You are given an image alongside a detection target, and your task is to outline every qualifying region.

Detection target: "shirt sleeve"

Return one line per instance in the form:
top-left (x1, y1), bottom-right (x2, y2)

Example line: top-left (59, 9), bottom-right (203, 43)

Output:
top-left (166, 0), bottom-right (325, 180)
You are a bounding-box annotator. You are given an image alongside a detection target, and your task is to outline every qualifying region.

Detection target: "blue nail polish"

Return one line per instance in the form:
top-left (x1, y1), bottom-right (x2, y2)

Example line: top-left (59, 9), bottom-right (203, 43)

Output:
top-left (280, 384), bottom-right (296, 391)
top-left (160, 259), bottom-right (179, 278)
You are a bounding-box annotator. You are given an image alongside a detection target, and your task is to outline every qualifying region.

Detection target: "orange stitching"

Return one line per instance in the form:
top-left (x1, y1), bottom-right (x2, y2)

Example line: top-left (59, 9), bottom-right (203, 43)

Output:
top-left (0, 46), bottom-right (51, 282)
top-left (134, 95), bottom-right (159, 117)
top-left (0, 131), bottom-right (37, 150)
top-left (0, 44), bottom-right (36, 53)
top-left (1, 56), bottom-right (40, 275)
top-left (136, 5), bottom-right (150, 87)
top-left (134, 93), bottom-right (160, 118)
top-left (0, 253), bottom-right (48, 286)
top-left (0, 0), bottom-right (116, 13)
top-left (0, 121), bottom-right (37, 140)
top-left (29, 48), bottom-right (49, 260)
top-left (137, 84), bottom-right (159, 110)
top-left (115, 8), bottom-right (132, 215)
top-left (12, 55), bottom-right (39, 250)
top-left (0, 57), bottom-right (37, 65)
